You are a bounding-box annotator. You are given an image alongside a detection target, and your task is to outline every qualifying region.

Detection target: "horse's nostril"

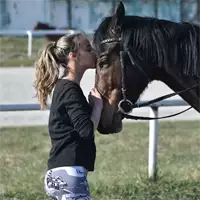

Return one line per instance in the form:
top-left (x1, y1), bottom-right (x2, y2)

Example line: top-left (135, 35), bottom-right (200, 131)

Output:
top-left (97, 123), bottom-right (116, 135)
top-left (115, 113), bottom-right (122, 121)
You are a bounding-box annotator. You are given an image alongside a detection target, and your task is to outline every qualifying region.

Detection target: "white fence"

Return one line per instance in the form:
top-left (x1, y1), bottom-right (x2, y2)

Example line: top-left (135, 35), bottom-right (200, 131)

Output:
top-left (0, 29), bottom-right (94, 57)
top-left (0, 99), bottom-right (191, 180)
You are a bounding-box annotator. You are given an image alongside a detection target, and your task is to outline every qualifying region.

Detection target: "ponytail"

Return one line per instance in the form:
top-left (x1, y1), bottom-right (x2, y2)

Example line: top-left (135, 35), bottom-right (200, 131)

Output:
top-left (34, 33), bottom-right (83, 110)
top-left (34, 42), bottom-right (59, 110)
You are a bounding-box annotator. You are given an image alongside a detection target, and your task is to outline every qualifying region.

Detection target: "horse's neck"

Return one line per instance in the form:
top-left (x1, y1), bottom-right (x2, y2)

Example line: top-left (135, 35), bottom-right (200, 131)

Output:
top-left (158, 69), bottom-right (200, 112)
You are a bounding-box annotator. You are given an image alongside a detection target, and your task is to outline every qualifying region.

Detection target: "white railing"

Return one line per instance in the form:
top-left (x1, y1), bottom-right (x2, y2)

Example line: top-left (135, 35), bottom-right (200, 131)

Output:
top-left (146, 99), bottom-right (189, 180)
top-left (0, 29), bottom-right (94, 57)
top-left (0, 99), bottom-right (191, 180)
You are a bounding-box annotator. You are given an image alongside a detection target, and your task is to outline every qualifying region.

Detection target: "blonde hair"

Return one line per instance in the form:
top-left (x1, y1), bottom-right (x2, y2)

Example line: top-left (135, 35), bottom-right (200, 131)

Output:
top-left (34, 33), bottom-right (83, 110)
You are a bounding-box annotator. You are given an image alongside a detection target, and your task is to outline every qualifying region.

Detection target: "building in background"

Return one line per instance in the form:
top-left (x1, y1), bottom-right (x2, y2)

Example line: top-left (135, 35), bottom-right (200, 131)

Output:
top-left (0, 0), bottom-right (199, 31)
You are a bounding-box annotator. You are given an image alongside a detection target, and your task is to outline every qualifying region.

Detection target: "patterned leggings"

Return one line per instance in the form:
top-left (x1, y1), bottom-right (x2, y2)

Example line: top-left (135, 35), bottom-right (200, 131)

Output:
top-left (44, 166), bottom-right (90, 200)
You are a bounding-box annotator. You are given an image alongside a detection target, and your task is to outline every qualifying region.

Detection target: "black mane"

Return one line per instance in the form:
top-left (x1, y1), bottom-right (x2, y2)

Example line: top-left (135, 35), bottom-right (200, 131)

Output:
top-left (93, 16), bottom-right (200, 77)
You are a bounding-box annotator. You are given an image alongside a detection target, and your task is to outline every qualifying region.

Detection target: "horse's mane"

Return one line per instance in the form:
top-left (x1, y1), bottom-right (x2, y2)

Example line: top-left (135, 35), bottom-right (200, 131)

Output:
top-left (93, 16), bottom-right (200, 77)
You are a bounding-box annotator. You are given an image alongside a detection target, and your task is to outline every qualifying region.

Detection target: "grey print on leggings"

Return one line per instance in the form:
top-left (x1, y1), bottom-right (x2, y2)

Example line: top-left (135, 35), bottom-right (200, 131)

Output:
top-left (46, 170), bottom-right (71, 194)
top-left (45, 169), bottom-right (90, 200)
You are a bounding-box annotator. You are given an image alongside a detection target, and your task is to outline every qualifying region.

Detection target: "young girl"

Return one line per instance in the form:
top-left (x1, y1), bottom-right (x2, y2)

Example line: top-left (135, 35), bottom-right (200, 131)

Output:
top-left (34, 33), bottom-right (102, 200)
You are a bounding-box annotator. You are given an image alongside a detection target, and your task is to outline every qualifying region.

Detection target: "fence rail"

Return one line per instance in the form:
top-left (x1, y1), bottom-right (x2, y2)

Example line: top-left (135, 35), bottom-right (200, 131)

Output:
top-left (0, 29), bottom-right (94, 57)
top-left (0, 99), bottom-right (192, 180)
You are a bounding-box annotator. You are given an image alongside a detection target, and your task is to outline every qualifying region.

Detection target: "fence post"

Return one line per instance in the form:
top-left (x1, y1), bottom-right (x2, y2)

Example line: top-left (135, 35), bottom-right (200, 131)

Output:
top-left (26, 30), bottom-right (32, 57)
top-left (148, 106), bottom-right (159, 181)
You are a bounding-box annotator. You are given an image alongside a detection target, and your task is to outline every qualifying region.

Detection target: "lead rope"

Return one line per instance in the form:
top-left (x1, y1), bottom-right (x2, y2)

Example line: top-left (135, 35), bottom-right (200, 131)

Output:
top-left (123, 106), bottom-right (192, 120)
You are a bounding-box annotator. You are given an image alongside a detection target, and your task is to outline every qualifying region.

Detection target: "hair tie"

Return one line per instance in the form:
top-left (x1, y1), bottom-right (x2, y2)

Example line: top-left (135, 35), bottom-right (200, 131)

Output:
top-left (53, 41), bottom-right (57, 48)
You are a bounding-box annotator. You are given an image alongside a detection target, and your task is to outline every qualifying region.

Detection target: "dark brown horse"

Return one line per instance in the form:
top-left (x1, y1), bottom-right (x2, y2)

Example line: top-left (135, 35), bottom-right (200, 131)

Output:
top-left (93, 1), bottom-right (200, 134)
top-left (33, 21), bottom-right (77, 41)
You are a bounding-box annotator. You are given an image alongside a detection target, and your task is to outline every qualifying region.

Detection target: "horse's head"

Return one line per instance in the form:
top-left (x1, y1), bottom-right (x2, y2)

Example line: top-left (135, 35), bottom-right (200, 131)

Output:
top-left (93, 2), bottom-right (150, 134)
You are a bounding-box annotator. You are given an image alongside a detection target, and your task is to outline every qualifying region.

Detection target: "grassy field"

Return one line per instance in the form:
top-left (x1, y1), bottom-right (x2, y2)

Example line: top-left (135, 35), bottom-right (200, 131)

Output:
top-left (0, 35), bottom-right (93, 67)
top-left (0, 36), bottom-right (46, 67)
top-left (0, 121), bottom-right (200, 200)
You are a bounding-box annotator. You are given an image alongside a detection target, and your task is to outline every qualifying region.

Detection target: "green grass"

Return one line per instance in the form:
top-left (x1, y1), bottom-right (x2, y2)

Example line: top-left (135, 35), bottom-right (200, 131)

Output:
top-left (0, 121), bottom-right (200, 200)
top-left (0, 35), bottom-right (93, 67)
top-left (0, 36), bottom-right (45, 67)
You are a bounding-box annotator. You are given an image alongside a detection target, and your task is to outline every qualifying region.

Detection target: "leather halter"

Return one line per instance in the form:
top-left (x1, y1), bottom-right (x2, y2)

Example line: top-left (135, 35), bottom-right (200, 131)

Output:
top-left (100, 34), bottom-right (200, 120)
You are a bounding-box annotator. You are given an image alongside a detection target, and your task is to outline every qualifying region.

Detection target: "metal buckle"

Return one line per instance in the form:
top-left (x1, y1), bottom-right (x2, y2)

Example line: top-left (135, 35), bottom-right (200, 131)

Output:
top-left (118, 99), bottom-right (133, 114)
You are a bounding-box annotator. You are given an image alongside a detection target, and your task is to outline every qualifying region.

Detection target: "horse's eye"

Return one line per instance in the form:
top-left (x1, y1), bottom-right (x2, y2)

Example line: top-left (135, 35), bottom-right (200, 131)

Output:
top-left (99, 54), bottom-right (109, 68)
top-left (99, 60), bottom-right (109, 69)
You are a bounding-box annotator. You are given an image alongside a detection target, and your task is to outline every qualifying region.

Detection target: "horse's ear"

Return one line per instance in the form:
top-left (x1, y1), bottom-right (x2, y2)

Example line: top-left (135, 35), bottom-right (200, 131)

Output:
top-left (110, 1), bottom-right (125, 34)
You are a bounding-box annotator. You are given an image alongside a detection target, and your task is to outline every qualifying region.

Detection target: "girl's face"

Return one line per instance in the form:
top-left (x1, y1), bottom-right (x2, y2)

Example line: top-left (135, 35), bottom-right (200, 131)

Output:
top-left (76, 36), bottom-right (97, 70)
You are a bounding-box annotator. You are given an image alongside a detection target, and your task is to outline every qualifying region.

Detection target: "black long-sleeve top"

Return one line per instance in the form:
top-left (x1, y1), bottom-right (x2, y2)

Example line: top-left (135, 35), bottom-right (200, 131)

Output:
top-left (47, 79), bottom-right (96, 171)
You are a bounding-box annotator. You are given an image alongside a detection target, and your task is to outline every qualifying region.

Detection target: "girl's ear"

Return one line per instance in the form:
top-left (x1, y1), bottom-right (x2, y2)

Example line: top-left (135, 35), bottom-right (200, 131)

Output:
top-left (68, 52), bottom-right (77, 59)
top-left (72, 52), bottom-right (77, 57)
